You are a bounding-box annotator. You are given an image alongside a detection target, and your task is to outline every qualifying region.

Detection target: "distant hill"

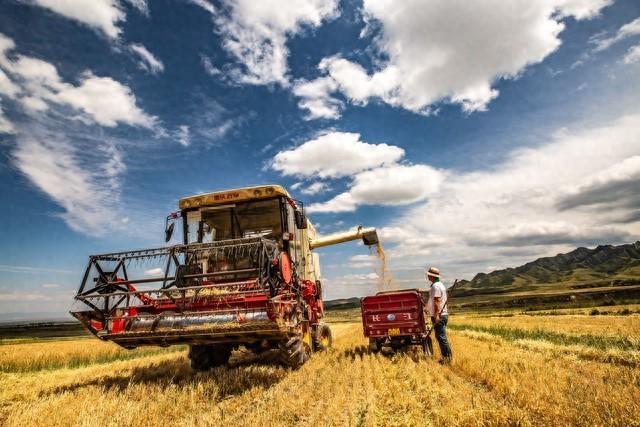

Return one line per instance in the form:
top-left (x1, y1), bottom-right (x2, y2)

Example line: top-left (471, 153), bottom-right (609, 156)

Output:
top-left (324, 297), bottom-right (361, 310)
top-left (460, 241), bottom-right (640, 289)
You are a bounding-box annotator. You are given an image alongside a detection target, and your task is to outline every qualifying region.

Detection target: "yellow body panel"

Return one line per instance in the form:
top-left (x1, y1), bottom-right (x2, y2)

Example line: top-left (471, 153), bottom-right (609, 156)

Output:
top-left (179, 185), bottom-right (290, 210)
top-left (178, 184), bottom-right (373, 285)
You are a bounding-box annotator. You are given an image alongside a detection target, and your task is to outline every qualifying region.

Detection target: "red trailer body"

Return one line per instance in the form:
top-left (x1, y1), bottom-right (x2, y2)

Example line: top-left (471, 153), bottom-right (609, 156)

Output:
top-left (361, 289), bottom-right (433, 354)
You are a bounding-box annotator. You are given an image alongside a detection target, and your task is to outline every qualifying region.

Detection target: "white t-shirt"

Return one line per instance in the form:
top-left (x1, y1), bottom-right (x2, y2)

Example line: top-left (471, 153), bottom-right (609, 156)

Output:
top-left (427, 281), bottom-right (448, 316)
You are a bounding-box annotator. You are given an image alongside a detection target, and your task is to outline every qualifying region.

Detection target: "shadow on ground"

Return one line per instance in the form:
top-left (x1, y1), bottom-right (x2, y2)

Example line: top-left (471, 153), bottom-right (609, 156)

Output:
top-left (41, 349), bottom-right (288, 399)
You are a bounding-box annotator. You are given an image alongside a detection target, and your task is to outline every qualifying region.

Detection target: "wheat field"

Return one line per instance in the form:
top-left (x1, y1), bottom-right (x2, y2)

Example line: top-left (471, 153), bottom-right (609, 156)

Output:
top-left (1, 314), bottom-right (639, 427)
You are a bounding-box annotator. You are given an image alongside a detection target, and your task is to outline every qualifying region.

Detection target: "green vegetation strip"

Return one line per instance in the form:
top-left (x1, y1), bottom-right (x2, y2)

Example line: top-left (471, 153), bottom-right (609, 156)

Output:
top-left (449, 323), bottom-right (639, 351)
top-left (0, 345), bottom-right (187, 373)
top-left (0, 336), bottom-right (93, 346)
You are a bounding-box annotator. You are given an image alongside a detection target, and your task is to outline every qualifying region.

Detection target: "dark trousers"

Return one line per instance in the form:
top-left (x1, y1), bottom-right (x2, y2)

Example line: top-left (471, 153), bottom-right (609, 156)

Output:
top-left (431, 314), bottom-right (452, 360)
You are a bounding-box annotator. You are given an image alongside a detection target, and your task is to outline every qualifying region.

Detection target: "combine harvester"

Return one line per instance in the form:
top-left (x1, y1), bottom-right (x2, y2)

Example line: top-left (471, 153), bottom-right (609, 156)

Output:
top-left (71, 185), bottom-right (379, 369)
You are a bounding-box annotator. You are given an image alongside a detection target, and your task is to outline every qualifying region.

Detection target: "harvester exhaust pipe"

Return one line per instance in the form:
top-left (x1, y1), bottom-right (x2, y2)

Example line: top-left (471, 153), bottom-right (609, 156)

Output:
top-left (309, 226), bottom-right (379, 250)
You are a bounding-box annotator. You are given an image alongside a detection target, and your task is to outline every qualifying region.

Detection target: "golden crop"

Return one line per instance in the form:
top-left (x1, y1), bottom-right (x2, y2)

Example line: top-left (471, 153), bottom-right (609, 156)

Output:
top-left (455, 312), bottom-right (640, 336)
top-left (1, 316), bottom-right (638, 426)
top-left (0, 338), bottom-right (184, 372)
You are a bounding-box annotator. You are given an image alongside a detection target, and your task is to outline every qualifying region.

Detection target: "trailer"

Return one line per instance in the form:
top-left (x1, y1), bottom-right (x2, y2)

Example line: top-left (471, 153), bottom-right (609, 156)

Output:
top-left (361, 289), bottom-right (433, 355)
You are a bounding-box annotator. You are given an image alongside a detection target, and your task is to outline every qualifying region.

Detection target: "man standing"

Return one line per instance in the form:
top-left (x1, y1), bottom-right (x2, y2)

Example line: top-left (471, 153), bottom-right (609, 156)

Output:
top-left (426, 267), bottom-right (452, 363)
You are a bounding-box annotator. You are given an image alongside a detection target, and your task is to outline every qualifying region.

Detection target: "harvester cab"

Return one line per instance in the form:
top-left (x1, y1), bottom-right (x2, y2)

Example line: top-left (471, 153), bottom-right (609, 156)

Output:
top-left (71, 185), bottom-right (379, 370)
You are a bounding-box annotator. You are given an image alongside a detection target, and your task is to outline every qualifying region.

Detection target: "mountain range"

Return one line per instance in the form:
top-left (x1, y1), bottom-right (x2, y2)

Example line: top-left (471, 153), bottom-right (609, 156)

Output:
top-left (459, 241), bottom-right (640, 289)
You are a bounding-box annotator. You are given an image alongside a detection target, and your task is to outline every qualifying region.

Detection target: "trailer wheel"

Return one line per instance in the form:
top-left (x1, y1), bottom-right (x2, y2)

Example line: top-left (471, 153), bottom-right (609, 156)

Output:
top-left (278, 335), bottom-right (309, 369)
top-left (369, 338), bottom-right (381, 354)
top-left (188, 345), bottom-right (232, 371)
top-left (313, 324), bottom-right (333, 352)
top-left (422, 336), bottom-right (434, 357)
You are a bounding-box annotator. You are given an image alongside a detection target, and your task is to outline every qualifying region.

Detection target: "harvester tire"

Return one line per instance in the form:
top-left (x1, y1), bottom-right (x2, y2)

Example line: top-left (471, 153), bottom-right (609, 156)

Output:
top-left (188, 345), bottom-right (232, 371)
top-left (369, 338), bottom-right (381, 354)
top-left (278, 335), bottom-right (309, 369)
top-left (422, 336), bottom-right (434, 357)
top-left (313, 324), bottom-right (333, 351)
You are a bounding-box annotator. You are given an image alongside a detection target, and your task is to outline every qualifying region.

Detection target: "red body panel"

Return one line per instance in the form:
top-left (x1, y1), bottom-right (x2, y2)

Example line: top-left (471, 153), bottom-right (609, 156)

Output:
top-left (361, 290), bottom-right (427, 338)
top-left (101, 278), bottom-right (276, 336)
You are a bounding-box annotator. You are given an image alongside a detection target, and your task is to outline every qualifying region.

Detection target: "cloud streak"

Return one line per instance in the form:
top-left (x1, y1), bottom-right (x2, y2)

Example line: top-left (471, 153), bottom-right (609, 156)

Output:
top-left (0, 33), bottom-right (158, 236)
top-left (129, 44), bottom-right (165, 75)
top-left (13, 135), bottom-right (127, 236)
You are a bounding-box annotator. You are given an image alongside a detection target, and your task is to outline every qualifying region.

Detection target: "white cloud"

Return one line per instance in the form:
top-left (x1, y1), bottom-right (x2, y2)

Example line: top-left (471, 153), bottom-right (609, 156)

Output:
top-left (349, 165), bottom-right (443, 205)
top-left (378, 113), bottom-right (640, 279)
top-left (188, 0), bottom-right (215, 15)
top-left (20, 96), bottom-right (48, 112)
top-left (466, 223), bottom-right (629, 247)
top-left (593, 17), bottom-right (640, 51)
top-left (300, 182), bottom-right (330, 195)
top-left (0, 101), bottom-right (14, 134)
top-left (331, 272), bottom-right (379, 283)
top-left (144, 267), bottom-right (164, 276)
top-left (13, 137), bottom-right (126, 236)
top-left (124, 0), bottom-right (148, 15)
top-left (214, 0), bottom-right (338, 85)
top-left (176, 124), bottom-right (190, 146)
top-left (0, 292), bottom-right (49, 302)
top-left (0, 68), bottom-right (20, 98)
top-left (201, 54), bottom-right (222, 76)
top-left (378, 227), bottom-right (447, 259)
top-left (41, 283), bottom-right (61, 288)
top-left (349, 254), bottom-right (376, 268)
top-left (30, 0), bottom-right (125, 39)
top-left (309, 164), bottom-right (444, 213)
top-left (54, 72), bottom-right (156, 127)
top-left (129, 44), bottom-right (164, 74)
top-left (553, 0), bottom-right (612, 20)
top-left (0, 35), bottom-right (157, 128)
top-left (293, 114), bottom-right (639, 282)
top-left (556, 156), bottom-right (640, 214)
top-left (307, 192), bottom-right (357, 213)
top-left (623, 44), bottom-right (640, 64)
top-left (296, 0), bottom-right (612, 119)
top-left (0, 264), bottom-right (75, 274)
top-left (292, 77), bottom-right (341, 119)
top-left (0, 34), bottom-right (157, 236)
top-left (273, 131), bottom-right (444, 212)
top-left (272, 131), bottom-right (404, 178)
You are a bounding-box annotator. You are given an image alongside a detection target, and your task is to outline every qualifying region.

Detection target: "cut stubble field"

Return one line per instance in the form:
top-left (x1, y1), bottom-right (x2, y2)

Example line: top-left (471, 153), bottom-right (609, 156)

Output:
top-left (1, 313), bottom-right (639, 427)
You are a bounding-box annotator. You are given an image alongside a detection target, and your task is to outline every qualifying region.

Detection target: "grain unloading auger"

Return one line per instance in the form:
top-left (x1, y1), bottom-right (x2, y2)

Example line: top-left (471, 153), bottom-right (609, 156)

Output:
top-left (71, 185), bottom-right (379, 369)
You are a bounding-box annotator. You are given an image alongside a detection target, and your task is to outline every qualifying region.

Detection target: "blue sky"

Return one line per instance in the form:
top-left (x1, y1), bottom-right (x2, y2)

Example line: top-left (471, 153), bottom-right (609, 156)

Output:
top-left (0, 0), bottom-right (639, 320)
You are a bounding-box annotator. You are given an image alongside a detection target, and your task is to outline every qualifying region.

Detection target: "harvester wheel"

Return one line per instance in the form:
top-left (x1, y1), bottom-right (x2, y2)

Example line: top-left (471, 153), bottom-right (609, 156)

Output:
top-left (369, 338), bottom-right (381, 354)
top-left (422, 336), bottom-right (434, 356)
top-left (278, 335), bottom-right (309, 369)
top-left (313, 324), bottom-right (333, 351)
top-left (188, 345), bottom-right (232, 371)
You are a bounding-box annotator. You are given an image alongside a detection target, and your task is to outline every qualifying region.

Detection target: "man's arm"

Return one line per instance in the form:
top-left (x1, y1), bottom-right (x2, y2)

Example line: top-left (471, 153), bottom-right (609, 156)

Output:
top-left (434, 296), bottom-right (441, 323)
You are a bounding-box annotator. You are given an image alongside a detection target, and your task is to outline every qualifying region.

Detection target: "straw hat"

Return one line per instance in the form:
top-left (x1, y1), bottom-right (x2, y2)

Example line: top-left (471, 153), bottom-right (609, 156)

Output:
top-left (425, 266), bottom-right (440, 279)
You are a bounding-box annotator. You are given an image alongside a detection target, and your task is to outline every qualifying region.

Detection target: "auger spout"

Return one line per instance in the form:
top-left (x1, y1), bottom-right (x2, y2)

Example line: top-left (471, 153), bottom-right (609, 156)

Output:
top-left (309, 226), bottom-right (379, 250)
